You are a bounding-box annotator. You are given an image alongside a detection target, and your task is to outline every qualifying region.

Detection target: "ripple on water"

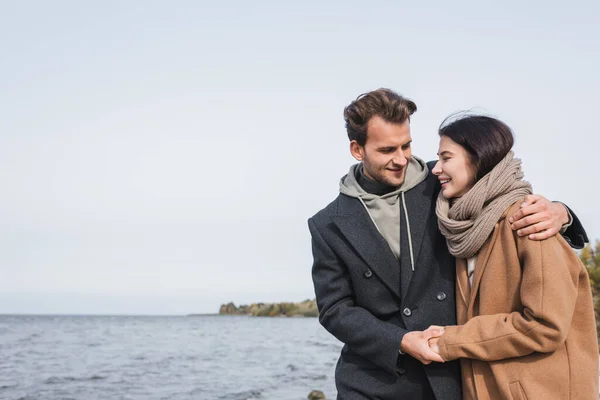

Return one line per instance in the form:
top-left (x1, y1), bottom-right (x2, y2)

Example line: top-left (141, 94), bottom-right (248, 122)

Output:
top-left (0, 315), bottom-right (341, 400)
top-left (0, 383), bottom-right (18, 390)
top-left (44, 375), bottom-right (107, 384)
top-left (216, 389), bottom-right (264, 400)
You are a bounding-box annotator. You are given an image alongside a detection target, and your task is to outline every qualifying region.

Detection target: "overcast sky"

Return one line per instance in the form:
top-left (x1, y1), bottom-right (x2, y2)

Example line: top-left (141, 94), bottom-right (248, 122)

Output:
top-left (1, 0), bottom-right (598, 314)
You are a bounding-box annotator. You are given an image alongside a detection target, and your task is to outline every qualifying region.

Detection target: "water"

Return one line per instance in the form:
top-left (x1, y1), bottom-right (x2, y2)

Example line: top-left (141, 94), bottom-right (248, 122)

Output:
top-left (0, 315), bottom-right (342, 400)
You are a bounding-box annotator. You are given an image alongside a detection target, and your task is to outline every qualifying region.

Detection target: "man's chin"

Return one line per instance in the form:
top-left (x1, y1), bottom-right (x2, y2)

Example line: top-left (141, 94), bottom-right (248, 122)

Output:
top-left (384, 174), bottom-right (406, 187)
top-left (383, 178), bottom-right (405, 187)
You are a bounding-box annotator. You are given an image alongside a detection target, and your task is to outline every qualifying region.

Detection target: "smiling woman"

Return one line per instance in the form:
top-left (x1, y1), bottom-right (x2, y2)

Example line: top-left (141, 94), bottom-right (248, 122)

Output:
top-left (433, 136), bottom-right (477, 199)
top-left (430, 114), bottom-right (599, 400)
top-left (432, 115), bottom-right (513, 200)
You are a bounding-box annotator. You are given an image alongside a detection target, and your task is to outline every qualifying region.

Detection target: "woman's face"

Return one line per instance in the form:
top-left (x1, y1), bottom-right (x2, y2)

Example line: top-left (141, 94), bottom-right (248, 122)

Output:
top-left (432, 136), bottom-right (477, 199)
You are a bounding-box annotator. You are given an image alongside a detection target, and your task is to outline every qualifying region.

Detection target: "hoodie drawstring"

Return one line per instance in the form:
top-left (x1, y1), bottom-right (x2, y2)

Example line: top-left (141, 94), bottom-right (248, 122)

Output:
top-left (402, 192), bottom-right (415, 271)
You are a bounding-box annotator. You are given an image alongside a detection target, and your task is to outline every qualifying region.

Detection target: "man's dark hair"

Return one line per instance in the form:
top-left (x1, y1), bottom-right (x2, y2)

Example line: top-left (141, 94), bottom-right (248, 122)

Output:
top-left (344, 88), bottom-right (417, 146)
top-left (439, 114), bottom-right (514, 180)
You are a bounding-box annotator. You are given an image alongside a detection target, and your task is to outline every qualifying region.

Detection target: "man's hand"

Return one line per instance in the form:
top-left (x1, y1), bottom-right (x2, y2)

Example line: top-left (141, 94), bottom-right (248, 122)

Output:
top-left (400, 327), bottom-right (445, 364)
top-left (429, 337), bottom-right (441, 354)
top-left (509, 194), bottom-right (569, 240)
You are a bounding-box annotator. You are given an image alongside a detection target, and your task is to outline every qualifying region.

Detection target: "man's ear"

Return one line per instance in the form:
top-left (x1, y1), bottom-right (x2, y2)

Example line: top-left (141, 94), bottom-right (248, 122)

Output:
top-left (350, 140), bottom-right (364, 161)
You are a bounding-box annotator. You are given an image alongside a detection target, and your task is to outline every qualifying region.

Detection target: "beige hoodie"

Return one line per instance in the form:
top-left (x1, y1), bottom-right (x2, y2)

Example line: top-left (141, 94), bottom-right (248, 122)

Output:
top-left (339, 156), bottom-right (429, 270)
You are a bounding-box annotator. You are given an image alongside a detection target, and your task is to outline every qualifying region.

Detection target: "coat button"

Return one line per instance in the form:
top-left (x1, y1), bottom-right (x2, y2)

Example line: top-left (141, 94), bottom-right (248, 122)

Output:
top-left (436, 292), bottom-right (447, 301)
top-left (403, 308), bottom-right (412, 317)
top-left (364, 270), bottom-right (373, 278)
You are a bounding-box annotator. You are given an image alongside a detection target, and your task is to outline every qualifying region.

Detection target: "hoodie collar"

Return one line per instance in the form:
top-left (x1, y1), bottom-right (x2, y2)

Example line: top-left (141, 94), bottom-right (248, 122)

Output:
top-left (357, 167), bottom-right (398, 196)
top-left (339, 156), bottom-right (429, 199)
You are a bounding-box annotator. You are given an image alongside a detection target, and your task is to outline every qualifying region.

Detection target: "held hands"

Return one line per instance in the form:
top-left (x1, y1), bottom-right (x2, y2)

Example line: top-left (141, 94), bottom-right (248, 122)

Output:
top-left (400, 326), bottom-right (445, 365)
top-left (426, 325), bottom-right (443, 356)
top-left (509, 195), bottom-right (569, 240)
top-left (428, 337), bottom-right (440, 355)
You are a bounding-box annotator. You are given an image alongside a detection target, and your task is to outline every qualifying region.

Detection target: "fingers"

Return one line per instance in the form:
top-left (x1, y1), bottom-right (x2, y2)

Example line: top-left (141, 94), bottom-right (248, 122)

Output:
top-left (429, 341), bottom-right (440, 354)
top-left (421, 348), bottom-right (444, 363)
top-left (510, 209), bottom-right (546, 230)
top-left (509, 195), bottom-right (562, 241)
top-left (509, 196), bottom-right (566, 241)
top-left (528, 224), bottom-right (560, 240)
top-left (515, 220), bottom-right (553, 237)
top-left (423, 327), bottom-right (444, 340)
top-left (426, 325), bottom-right (445, 331)
top-left (519, 194), bottom-right (541, 208)
top-left (400, 330), bottom-right (445, 364)
top-left (510, 202), bottom-right (549, 228)
top-left (415, 351), bottom-right (442, 364)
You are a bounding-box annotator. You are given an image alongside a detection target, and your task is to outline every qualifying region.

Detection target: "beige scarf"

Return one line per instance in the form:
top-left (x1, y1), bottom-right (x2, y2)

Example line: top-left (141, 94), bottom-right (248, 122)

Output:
top-left (436, 151), bottom-right (532, 259)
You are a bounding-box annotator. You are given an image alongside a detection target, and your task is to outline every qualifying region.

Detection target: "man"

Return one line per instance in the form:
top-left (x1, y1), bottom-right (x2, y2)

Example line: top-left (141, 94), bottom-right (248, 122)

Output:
top-left (308, 89), bottom-right (587, 399)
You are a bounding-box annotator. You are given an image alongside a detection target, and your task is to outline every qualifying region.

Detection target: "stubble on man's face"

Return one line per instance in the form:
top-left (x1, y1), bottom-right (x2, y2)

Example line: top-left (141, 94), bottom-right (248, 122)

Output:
top-left (359, 117), bottom-right (412, 188)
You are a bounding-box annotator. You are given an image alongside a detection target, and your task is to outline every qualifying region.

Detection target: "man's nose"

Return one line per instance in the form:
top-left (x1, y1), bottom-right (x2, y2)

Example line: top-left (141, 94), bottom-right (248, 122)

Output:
top-left (392, 152), bottom-right (407, 166)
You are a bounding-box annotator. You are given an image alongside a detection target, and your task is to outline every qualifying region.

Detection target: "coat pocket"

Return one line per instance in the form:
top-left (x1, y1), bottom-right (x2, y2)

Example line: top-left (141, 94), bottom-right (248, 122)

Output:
top-left (509, 381), bottom-right (528, 400)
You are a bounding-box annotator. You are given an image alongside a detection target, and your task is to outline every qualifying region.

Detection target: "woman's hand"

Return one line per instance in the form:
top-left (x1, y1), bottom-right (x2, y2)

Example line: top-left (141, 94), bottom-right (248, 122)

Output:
top-left (429, 337), bottom-right (441, 354)
top-left (425, 325), bottom-right (444, 356)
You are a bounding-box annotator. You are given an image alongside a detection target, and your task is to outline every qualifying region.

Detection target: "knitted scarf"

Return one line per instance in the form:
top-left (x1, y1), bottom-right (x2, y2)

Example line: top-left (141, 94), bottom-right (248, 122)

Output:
top-left (436, 151), bottom-right (532, 259)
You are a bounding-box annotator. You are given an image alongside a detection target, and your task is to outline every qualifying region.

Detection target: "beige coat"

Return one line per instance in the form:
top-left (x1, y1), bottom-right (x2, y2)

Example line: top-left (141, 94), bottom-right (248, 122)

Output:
top-left (437, 201), bottom-right (599, 400)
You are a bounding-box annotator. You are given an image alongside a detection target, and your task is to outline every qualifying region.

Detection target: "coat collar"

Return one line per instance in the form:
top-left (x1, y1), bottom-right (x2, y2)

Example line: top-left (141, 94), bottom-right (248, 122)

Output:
top-left (330, 177), bottom-right (436, 300)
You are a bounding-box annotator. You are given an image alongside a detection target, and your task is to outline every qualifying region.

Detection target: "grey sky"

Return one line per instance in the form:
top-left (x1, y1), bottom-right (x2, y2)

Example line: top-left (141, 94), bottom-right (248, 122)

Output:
top-left (1, 0), bottom-right (598, 314)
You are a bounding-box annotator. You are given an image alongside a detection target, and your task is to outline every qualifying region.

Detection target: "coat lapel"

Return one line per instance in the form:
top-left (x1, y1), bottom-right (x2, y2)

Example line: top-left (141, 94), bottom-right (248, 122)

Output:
top-left (331, 195), bottom-right (401, 300)
top-left (399, 178), bottom-right (436, 299)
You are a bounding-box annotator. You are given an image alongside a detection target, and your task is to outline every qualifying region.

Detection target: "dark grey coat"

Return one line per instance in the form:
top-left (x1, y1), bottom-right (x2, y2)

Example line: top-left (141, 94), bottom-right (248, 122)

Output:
top-left (309, 162), bottom-right (461, 400)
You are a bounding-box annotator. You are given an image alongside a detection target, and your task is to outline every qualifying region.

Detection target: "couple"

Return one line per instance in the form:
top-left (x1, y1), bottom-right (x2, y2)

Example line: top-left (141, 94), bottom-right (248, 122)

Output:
top-left (308, 88), bottom-right (598, 399)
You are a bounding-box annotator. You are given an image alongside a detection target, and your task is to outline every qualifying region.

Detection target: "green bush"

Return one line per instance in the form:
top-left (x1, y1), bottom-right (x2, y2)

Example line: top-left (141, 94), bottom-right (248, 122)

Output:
top-left (579, 240), bottom-right (600, 346)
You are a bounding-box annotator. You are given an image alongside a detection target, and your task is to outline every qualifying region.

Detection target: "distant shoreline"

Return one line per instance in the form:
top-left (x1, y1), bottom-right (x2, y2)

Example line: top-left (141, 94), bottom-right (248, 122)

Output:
top-left (0, 313), bottom-right (218, 317)
top-left (218, 299), bottom-right (318, 317)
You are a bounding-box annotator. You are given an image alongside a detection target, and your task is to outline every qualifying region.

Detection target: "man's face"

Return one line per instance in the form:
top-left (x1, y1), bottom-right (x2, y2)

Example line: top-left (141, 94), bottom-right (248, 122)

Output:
top-left (350, 116), bottom-right (412, 187)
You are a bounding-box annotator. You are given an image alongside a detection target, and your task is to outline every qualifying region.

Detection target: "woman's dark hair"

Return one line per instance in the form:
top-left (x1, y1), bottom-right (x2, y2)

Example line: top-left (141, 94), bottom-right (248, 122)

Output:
top-left (438, 114), bottom-right (514, 180)
top-left (344, 88), bottom-right (417, 146)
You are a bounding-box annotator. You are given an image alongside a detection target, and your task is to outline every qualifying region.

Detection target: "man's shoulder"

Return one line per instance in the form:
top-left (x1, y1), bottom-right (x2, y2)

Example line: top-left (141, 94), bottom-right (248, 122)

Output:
top-left (309, 194), bottom-right (345, 224)
top-left (426, 160), bottom-right (437, 169)
top-left (424, 160), bottom-right (442, 191)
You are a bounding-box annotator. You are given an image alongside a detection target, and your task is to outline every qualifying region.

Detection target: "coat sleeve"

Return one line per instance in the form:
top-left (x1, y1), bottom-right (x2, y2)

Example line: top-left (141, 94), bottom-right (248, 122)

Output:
top-left (561, 204), bottom-right (588, 249)
top-left (308, 217), bottom-right (408, 375)
top-left (437, 227), bottom-right (583, 362)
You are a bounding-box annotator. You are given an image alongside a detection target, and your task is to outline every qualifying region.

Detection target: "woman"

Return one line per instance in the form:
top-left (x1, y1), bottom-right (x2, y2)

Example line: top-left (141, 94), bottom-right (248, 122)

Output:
top-left (428, 114), bottom-right (598, 399)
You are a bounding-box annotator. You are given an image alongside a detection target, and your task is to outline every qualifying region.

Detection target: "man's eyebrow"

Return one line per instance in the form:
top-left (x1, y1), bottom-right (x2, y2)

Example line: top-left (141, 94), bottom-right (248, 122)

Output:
top-left (376, 141), bottom-right (412, 151)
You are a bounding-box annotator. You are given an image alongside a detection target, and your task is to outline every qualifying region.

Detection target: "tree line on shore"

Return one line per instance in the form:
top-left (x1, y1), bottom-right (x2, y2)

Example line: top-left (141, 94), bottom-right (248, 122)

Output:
top-left (219, 299), bottom-right (319, 317)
